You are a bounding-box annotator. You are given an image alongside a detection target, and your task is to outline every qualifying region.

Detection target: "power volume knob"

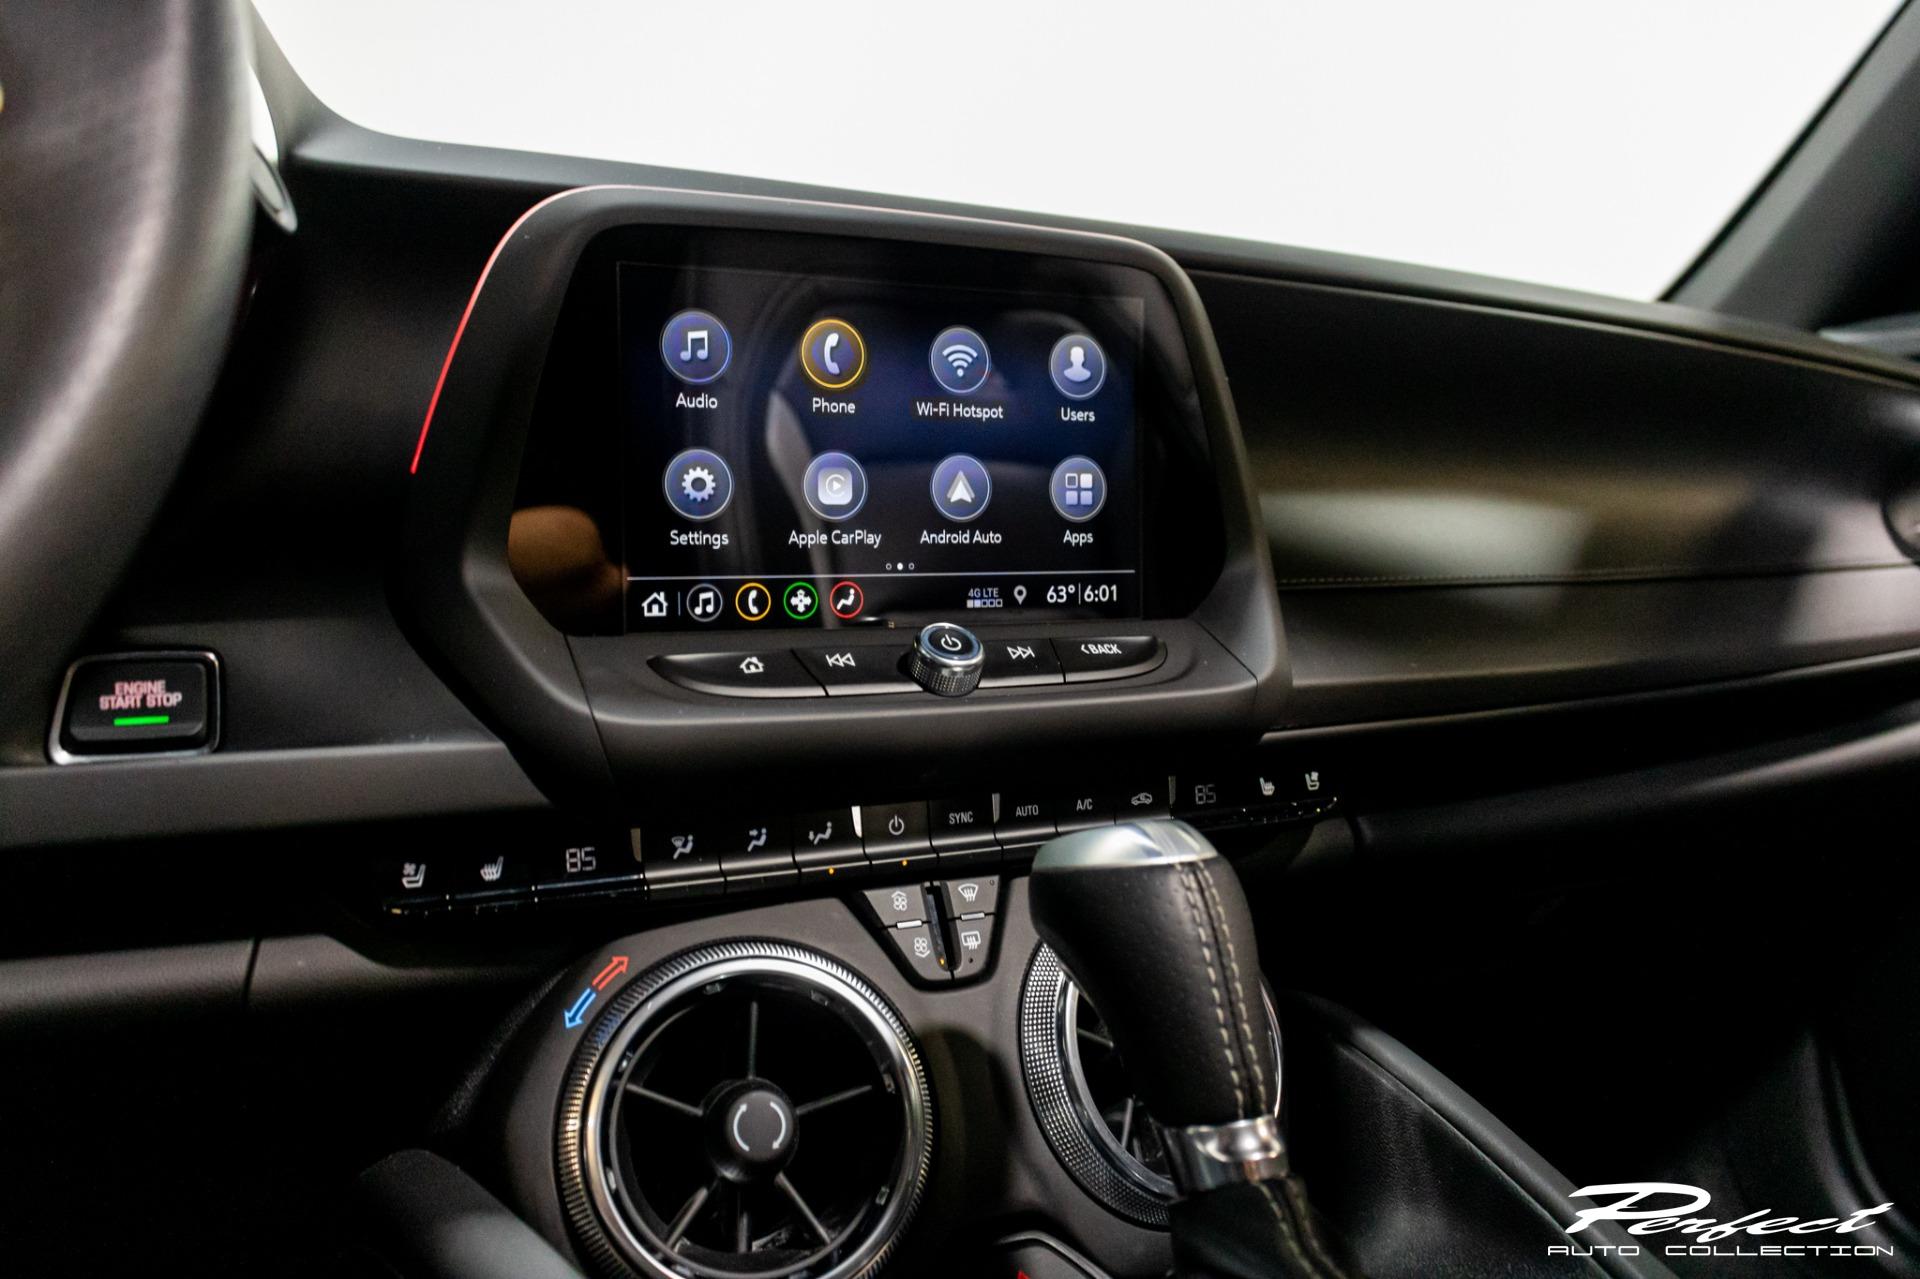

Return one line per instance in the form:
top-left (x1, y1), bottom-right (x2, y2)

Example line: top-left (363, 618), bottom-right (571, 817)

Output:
top-left (909, 623), bottom-right (985, 697)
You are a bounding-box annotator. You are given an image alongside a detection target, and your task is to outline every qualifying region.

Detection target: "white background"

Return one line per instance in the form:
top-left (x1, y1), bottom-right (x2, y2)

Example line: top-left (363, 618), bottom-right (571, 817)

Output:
top-left (256, 1), bottom-right (1896, 299)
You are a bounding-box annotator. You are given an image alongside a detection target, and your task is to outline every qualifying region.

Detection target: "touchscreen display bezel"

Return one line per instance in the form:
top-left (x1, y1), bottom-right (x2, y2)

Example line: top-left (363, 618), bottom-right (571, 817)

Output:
top-left (511, 226), bottom-right (1224, 636)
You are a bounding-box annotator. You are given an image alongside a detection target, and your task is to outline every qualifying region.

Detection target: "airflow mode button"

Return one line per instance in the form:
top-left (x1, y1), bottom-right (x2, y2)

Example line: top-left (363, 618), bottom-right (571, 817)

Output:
top-left (1054, 635), bottom-right (1164, 683)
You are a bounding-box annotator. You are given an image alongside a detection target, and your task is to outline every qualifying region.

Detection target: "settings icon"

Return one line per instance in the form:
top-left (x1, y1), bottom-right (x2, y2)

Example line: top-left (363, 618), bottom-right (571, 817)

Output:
top-left (664, 449), bottom-right (731, 520)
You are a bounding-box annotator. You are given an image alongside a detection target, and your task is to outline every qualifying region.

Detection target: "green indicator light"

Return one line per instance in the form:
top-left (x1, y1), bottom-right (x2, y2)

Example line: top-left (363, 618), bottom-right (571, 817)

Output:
top-left (113, 715), bottom-right (170, 727)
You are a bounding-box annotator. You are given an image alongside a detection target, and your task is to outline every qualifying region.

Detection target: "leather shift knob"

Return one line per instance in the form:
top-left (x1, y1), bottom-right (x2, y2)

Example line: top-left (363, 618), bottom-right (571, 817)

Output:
top-left (1029, 820), bottom-right (1276, 1128)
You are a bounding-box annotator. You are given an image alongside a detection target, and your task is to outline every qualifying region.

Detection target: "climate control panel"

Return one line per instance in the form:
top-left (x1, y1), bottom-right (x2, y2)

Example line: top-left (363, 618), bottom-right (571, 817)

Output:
top-left (368, 757), bottom-right (1337, 922)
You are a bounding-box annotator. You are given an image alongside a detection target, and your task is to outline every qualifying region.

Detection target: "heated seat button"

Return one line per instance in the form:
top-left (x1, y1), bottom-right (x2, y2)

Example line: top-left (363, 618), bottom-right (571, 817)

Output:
top-left (58, 654), bottom-right (216, 756)
top-left (453, 850), bottom-right (533, 898)
top-left (1053, 636), bottom-right (1165, 683)
top-left (374, 858), bottom-right (445, 910)
top-left (651, 650), bottom-right (825, 698)
top-left (979, 638), bottom-right (1063, 688)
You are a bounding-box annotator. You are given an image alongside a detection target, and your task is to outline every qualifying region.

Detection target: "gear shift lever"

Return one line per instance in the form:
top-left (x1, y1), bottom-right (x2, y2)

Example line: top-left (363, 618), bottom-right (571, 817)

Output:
top-left (1030, 820), bottom-right (1355, 1279)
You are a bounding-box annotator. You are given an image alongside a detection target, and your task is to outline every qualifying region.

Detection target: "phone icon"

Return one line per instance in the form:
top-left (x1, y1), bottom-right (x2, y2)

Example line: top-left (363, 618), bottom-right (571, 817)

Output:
top-left (800, 319), bottom-right (865, 390)
top-left (735, 581), bottom-right (773, 621)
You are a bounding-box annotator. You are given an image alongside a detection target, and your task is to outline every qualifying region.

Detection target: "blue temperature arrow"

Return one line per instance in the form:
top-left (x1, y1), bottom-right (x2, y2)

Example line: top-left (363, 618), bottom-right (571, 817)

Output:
top-left (563, 986), bottom-right (596, 1029)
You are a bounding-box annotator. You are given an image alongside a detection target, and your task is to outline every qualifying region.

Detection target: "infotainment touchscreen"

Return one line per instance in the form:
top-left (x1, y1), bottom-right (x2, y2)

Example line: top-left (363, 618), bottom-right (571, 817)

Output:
top-left (617, 262), bottom-right (1143, 630)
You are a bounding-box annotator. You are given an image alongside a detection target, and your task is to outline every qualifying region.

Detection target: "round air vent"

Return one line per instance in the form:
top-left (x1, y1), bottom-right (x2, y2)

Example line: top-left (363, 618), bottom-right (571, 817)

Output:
top-left (1019, 943), bottom-right (1280, 1228)
top-left (557, 942), bottom-right (932, 1279)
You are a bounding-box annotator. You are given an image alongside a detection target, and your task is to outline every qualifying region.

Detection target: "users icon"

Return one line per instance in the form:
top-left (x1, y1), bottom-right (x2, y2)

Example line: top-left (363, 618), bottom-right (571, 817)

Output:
top-left (1049, 332), bottom-right (1107, 400)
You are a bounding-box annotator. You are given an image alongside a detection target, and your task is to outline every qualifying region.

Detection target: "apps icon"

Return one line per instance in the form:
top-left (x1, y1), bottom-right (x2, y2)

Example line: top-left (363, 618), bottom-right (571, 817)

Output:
top-left (799, 318), bottom-right (867, 391)
top-left (929, 325), bottom-right (991, 395)
top-left (803, 451), bottom-right (869, 521)
top-left (1049, 332), bottom-right (1108, 400)
top-left (663, 448), bottom-right (734, 520)
top-left (735, 582), bottom-right (773, 622)
top-left (930, 454), bottom-right (992, 522)
top-left (783, 582), bottom-right (819, 620)
top-left (1049, 456), bottom-right (1107, 522)
top-left (659, 310), bottom-right (732, 385)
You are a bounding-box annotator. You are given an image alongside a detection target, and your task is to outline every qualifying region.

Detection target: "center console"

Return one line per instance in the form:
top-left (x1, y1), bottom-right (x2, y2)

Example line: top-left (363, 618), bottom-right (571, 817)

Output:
top-left (391, 188), bottom-right (1314, 1279)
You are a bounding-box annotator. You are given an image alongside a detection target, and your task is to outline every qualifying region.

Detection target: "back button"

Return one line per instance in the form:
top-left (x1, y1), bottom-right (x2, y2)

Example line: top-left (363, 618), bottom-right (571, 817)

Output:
top-left (1054, 636), bottom-right (1165, 683)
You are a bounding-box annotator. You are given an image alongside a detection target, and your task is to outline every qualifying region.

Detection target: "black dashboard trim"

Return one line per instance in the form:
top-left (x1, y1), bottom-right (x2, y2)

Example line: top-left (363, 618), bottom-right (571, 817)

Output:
top-left (399, 186), bottom-right (1285, 814)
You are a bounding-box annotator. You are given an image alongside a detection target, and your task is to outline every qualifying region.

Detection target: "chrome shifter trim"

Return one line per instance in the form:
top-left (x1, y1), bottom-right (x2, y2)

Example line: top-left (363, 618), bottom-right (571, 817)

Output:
top-left (1161, 1114), bottom-right (1291, 1195)
top-left (1032, 818), bottom-right (1215, 870)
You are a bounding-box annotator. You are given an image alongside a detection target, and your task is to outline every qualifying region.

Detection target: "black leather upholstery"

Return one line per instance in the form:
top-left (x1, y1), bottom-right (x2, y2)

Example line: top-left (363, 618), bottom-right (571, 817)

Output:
top-left (1031, 848), bottom-right (1277, 1126)
top-left (1283, 994), bottom-right (1679, 1279)
top-left (0, 0), bottom-right (253, 758)
top-left (1172, 1178), bottom-right (1357, 1279)
top-left (359, 1149), bottom-right (588, 1279)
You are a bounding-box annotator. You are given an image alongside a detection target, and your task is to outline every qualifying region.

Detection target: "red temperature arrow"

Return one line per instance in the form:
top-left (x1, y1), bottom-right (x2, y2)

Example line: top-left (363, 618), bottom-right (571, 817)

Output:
top-left (591, 955), bottom-right (629, 991)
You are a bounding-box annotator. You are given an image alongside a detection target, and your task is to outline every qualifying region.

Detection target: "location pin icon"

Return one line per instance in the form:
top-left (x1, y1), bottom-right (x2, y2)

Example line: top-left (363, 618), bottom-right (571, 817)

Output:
top-left (1013, 585), bottom-right (1027, 604)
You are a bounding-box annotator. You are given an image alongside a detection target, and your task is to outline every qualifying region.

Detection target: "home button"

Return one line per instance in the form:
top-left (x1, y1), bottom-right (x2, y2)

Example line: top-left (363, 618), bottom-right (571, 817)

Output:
top-left (652, 650), bottom-right (825, 697)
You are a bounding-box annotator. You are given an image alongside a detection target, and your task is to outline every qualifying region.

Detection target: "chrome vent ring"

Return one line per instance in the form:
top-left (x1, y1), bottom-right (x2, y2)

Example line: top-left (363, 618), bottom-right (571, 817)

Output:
top-left (557, 941), bottom-right (933, 1279)
top-left (1019, 943), bottom-right (1281, 1228)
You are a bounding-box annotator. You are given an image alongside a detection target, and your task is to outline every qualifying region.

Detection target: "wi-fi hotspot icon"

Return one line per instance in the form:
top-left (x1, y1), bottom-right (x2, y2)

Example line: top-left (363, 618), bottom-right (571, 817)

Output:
top-left (942, 343), bottom-right (979, 375)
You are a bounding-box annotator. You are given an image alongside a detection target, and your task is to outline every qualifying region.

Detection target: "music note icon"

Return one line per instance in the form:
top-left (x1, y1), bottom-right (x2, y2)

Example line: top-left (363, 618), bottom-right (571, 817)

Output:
top-left (686, 583), bottom-right (722, 622)
top-left (662, 311), bottom-right (730, 385)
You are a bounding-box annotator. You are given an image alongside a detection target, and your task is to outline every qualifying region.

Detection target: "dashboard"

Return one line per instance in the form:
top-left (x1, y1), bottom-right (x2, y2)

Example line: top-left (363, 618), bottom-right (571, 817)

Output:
top-left (401, 191), bottom-right (1283, 808)
top-left (7, 48), bottom-right (1920, 1279)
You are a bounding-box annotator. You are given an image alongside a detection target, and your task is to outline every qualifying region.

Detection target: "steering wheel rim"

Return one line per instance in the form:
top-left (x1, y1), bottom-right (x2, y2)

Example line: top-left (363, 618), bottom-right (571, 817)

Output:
top-left (0, 0), bottom-right (254, 760)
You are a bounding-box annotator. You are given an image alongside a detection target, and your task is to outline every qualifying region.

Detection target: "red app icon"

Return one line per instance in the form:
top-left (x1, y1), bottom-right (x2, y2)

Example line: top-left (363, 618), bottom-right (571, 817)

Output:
top-left (829, 580), bottom-right (864, 619)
